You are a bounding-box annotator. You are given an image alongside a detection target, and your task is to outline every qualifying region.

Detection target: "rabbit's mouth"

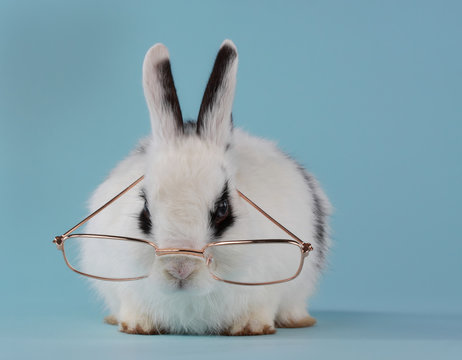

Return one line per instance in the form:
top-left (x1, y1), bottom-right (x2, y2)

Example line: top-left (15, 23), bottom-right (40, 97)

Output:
top-left (169, 278), bottom-right (191, 290)
top-left (160, 273), bottom-right (212, 294)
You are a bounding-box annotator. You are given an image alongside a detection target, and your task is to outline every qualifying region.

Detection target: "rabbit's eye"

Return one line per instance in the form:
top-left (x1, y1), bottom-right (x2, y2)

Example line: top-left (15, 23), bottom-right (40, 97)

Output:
top-left (215, 200), bottom-right (229, 223)
top-left (210, 183), bottom-right (235, 238)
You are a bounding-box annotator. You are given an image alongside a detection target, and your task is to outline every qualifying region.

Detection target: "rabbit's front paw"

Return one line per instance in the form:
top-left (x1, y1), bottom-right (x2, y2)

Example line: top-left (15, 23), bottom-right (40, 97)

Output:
top-left (119, 322), bottom-right (166, 335)
top-left (225, 312), bottom-right (276, 336)
top-left (117, 313), bottom-right (166, 335)
top-left (119, 320), bottom-right (167, 335)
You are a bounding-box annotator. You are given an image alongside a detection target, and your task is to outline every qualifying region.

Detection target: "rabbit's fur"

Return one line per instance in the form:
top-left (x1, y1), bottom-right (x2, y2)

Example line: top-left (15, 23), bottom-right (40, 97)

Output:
top-left (82, 40), bottom-right (331, 335)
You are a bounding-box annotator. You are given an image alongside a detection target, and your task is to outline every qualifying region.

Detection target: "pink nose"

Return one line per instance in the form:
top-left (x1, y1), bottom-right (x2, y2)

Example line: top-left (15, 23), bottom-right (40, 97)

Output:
top-left (164, 262), bottom-right (196, 280)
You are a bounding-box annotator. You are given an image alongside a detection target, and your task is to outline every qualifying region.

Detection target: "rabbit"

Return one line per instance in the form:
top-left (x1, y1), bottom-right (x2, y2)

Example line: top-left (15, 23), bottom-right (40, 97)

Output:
top-left (81, 39), bottom-right (331, 336)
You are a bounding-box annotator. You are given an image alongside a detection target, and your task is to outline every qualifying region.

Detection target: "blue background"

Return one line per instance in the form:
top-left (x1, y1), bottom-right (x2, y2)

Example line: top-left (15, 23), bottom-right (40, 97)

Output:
top-left (1, 0), bottom-right (461, 358)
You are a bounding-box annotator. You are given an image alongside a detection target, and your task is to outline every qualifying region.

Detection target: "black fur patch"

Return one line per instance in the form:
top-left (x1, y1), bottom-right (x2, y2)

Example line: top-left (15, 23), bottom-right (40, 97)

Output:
top-left (300, 169), bottom-right (328, 267)
top-left (197, 44), bottom-right (237, 134)
top-left (157, 59), bottom-right (184, 133)
top-left (136, 141), bottom-right (148, 153)
top-left (136, 144), bottom-right (146, 153)
top-left (183, 120), bottom-right (197, 135)
top-left (138, 190), bottom-right (152, 235)
top-left (210, 182), bottom-right (235, 238)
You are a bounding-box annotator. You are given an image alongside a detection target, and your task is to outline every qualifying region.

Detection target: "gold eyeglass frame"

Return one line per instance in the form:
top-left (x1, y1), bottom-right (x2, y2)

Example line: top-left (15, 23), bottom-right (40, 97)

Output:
top-left (53, 175), bottom-right (314, 286)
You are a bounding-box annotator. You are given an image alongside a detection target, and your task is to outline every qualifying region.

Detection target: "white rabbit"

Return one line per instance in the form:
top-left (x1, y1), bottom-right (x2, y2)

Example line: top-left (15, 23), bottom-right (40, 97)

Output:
top-left (81, 40), bottom-right (331, 335)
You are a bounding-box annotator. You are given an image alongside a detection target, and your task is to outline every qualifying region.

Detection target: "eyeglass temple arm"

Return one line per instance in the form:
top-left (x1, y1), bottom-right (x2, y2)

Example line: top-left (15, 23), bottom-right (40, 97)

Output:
top-left (55, 176), bottom-right (312, 253)
top-left (58, 175), bottom-right (145, 238)
top-left (236, 190), bottom-right (313, 252)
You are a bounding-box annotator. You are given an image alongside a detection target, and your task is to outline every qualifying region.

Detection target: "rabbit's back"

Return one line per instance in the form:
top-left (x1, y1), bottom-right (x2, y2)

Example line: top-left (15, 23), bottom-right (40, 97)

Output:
top-left (233, 128), bottom-right (330, 269)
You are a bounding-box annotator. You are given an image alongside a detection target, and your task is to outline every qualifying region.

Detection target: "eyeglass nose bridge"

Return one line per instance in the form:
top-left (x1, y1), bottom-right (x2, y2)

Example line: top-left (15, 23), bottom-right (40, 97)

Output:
top-left (155, 248), bottom-right (205, 258)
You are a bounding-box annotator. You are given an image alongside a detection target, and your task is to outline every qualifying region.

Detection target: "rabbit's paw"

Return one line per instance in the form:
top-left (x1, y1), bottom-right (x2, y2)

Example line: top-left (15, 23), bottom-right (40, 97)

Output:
top-left (119, 321), bottom-right (167, 335)
top-left (275, 309), bottom-right (317, 328)
top-left (104, 315), bottom-right (118, 325)
top-left (118, 315), bottom-right (166, 335)
top-left (225, 312), bottom-right (276, 336)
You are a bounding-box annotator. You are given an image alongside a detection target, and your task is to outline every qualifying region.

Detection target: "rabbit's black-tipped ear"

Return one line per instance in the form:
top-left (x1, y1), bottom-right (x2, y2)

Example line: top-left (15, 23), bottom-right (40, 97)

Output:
top-left (197, 40), bottom-right (238, 146)
top-left (143, 44), bottom-right (183, 143)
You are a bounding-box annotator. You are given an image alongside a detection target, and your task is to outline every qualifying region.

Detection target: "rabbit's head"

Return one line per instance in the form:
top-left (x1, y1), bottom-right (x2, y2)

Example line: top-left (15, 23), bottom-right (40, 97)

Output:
top-left (140, 41), bottom-right (242, 292)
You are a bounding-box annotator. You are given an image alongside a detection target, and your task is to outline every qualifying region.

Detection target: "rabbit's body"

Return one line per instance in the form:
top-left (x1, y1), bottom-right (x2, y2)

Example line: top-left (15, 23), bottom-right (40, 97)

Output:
top-left (81, 40), bottom-right (330, 335)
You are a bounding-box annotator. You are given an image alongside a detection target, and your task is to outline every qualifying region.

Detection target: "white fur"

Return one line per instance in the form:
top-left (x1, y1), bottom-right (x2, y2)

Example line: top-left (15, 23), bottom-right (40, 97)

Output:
top-left (80, 40), bottom-right (331, 335)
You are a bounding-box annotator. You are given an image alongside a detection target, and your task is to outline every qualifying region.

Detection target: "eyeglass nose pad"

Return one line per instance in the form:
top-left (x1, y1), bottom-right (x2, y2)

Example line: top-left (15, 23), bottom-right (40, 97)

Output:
top-left (205, 255), bottom-right (213, 266)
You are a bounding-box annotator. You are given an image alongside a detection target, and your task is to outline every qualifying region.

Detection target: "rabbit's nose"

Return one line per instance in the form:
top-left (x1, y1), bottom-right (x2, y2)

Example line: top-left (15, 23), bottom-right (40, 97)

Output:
top-left (164, 260), bottom-right (198, 280)
top-left (166, 266), bottom-right (194, 280)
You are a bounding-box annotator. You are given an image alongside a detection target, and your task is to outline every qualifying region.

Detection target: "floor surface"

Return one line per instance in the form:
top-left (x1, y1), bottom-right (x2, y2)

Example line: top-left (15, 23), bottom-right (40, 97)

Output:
top-left (2, 310), bottom-right (461, 359)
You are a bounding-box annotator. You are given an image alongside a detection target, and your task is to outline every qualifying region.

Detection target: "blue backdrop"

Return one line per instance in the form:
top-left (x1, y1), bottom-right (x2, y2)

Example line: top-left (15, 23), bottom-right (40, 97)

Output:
top-left (1, 0), bottom-right (461, 358)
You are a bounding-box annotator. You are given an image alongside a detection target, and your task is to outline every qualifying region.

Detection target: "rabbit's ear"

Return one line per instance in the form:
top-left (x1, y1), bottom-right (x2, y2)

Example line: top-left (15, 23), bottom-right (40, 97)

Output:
top-left (143, 44), bottom-right (183, 143)
top-left (197, 40), bottom-right (238, 146)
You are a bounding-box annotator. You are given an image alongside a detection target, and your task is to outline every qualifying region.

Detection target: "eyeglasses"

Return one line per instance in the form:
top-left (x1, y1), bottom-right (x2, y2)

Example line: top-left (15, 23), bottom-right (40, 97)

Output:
top-left (53, 176), bottom-right (313, 286)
